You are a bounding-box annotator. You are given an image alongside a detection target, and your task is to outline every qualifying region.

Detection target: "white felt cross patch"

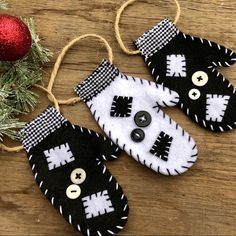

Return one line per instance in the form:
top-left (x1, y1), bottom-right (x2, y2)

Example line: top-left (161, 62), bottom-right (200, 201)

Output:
top-left (44, 143), bottom-right (75, 170)
top-left (206, 94), bottom-right (230, 122)
top-left (166, 54), bottom-right (187, 77)
top-left (82, 190), bottom-right (114, 219)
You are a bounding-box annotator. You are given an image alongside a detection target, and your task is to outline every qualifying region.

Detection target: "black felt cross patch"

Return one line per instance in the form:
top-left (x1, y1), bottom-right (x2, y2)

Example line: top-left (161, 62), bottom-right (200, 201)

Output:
top-left (150, 131), bottom-right (173, 161)
top-left (110, 96), bottom-right (133, 117)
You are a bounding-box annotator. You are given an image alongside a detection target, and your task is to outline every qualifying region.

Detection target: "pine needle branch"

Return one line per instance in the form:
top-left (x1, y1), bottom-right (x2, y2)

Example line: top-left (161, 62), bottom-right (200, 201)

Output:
top-left (0, 17), bottom-right (52, 142)
top-left (24, 18), bottom-right (53, 64)
top-left (0, 110), bottom-right (25, 142)
top-left (0, 0), bottom-right (8, 10)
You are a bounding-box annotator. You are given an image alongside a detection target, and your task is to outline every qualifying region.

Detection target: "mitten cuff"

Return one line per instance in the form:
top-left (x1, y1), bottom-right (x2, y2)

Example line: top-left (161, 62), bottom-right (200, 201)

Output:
top-left (134, 18), bottom-right (179, 59)
top-left (75, 59), bottom-right (119, 102)
top-left (20, 106), bottom-right (67, 151)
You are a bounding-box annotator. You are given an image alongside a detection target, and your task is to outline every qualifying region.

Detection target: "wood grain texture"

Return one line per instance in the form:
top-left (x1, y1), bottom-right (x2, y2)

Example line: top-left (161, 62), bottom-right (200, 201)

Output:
top-left (0, 0), bottom-right (236, 235)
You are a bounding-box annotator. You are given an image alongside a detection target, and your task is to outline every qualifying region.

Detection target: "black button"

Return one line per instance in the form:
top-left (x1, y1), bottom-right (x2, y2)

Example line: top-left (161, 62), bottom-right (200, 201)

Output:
top-left (131, 129), bottom-right (145, 142)
top-left (134, 111), bottom-right (152, 127)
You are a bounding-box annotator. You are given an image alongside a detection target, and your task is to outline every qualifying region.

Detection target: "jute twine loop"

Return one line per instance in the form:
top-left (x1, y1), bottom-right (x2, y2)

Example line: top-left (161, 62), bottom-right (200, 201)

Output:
top-left (47, 34), bottom-right (114, 104)
top-left (115, 0), bottom-right (181, 55)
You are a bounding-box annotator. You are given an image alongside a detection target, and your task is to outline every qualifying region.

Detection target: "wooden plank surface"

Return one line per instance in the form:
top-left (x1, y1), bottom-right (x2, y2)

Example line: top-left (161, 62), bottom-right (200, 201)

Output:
top-left (0, 0), bottom-right (236, 235)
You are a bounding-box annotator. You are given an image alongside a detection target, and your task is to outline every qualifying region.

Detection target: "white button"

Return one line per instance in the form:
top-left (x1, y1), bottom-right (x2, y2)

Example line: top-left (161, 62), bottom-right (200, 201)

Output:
top-left (192, 71), bottom-right (208, 87)
top-left (66, 184), bottom-right (81, 199)
top-left (70, 168), bottom-right (86, 185)
top-left (189, 89), bottom-right (201, 100)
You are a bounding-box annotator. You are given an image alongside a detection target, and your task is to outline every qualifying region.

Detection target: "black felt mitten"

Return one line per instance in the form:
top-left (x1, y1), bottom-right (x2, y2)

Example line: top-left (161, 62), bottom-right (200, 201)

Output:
top-left (20, 106), bottom-right (129, 236)
top-left (75, 60), bottom-right (198, 176)
top-left (134, 19), bottom-right (236, 132)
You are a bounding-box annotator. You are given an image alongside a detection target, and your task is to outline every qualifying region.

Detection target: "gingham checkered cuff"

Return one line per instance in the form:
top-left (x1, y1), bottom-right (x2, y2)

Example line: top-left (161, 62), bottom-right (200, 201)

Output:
top-left (75, 59), bottom-right (119, 102)
top-left (20, 106), bottom-right (67, 151)
top-left (134, 18), bottom-right (179, 59)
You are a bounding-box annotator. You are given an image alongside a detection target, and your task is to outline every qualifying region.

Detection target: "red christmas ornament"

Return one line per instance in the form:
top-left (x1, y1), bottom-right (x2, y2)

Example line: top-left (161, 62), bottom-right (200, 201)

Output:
top-left (0, 14), bottom-right (32, 61)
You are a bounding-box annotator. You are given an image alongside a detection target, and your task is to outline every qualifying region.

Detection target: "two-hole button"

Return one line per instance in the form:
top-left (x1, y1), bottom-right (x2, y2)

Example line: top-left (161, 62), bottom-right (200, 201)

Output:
top-left (131, 129), bottom-right (145, 142)
top-left (66, 184), bottom-right (81, 200)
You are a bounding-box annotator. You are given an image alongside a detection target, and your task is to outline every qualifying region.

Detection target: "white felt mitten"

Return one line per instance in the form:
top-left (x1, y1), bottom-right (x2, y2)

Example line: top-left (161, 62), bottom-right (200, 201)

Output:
top-left (75, 60), bottom-right (198, 176)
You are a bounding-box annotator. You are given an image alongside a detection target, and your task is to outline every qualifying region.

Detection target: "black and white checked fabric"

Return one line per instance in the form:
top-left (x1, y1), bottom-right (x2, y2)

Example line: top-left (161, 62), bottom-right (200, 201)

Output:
top-left (134, 19), bottom-right (179, 59)
top-left (75, 60), bottom-right (119, 102)
top-left (20, 106), bottom-right (67, 151)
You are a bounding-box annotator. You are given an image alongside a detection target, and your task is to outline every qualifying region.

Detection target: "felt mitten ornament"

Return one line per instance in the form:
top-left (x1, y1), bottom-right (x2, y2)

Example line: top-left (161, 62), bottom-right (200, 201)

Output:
top-left (20, 106), bottom-right (129, 236)
top-left (75, 60), bottom-right (198, 176)
top-left (134, 18), bottom-right (236, 132)
top-left (115, 0), bottom-right (236, 132)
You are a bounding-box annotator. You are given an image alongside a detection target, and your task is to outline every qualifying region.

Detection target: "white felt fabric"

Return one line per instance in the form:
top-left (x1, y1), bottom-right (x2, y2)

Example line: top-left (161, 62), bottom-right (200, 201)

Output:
top-left (166, 54), bottom-right (187, 77)
top-left (84, 72), bottom-right (198, 176)
top-left (82, 190), bottom-right (114, 219)
top-left (43, 142), bottom-right (75, 170)
top-left (206, 94), bottom-right (230, 122)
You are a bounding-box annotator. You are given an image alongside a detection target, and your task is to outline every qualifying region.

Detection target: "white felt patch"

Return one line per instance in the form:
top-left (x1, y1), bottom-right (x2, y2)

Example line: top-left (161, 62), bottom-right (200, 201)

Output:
top-left (166, 54), bottom-right (187, 77)
top-left (44, 143), bottom-right (75, 170)
top-left (82, 190), bottom-right (114, 219)
top-left (86, 74), bottom-right (197, 176)
top-left (206, 94), bottom-right (230, 122)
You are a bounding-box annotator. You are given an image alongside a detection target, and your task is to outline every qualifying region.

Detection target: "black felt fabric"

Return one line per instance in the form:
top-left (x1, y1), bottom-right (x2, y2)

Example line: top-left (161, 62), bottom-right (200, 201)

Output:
top-left (134, 19), bottom-right (236, 132)
top-left (21, 107), bottom-right (129, 236)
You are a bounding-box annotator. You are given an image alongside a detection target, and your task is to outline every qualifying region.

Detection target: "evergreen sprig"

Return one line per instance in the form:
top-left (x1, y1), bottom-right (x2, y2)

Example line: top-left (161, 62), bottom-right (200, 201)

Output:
top-left (0, 0), bottom-right (8, 10)
top-left (0, 17), bottom-right (52, 143)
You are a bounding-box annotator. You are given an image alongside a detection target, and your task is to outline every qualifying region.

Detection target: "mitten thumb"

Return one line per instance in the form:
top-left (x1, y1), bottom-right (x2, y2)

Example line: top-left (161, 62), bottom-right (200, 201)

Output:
top-left (144, 81), bottom-right (180, 107)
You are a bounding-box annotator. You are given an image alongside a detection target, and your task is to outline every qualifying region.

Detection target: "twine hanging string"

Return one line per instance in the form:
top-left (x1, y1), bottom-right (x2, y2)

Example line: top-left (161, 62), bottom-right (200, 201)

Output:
top-left (0, 34), bottom-right (114, 152)
top-left (47, 33), bottom-right (114, 104)
top-left (115, 0), bottom-right (181, 55)
top-left (0, 144), bottom-right (24, 152)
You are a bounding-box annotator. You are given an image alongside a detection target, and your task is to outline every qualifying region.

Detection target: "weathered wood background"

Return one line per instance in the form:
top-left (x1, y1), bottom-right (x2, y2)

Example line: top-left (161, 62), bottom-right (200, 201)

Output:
top-left (0, 0), bottom-right (236, 235)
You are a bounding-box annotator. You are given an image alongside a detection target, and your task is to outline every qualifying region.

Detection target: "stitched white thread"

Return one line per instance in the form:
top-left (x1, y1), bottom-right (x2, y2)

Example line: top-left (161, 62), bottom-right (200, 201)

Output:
top-left (34, 173), bottom-right (38, 179)
top-left (116, 226), bottom-right (123, 229)
top-left (51, 197), bottom-right (54, 205)
top-left (107, 230), bottom-right (114, 235)
top-left (87, 229), bottom-right (90, 236)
